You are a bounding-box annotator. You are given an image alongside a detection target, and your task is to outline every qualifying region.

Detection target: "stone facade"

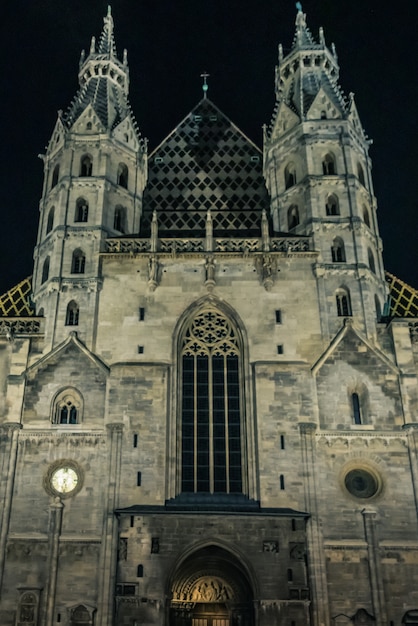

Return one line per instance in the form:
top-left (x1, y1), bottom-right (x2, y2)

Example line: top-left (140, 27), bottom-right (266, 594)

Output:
top-left (1, 7), bottom-right (418, 626)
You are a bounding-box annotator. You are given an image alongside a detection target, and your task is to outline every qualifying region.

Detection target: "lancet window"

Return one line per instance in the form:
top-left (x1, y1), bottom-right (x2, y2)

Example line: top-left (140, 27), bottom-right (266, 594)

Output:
top-left (180, 307), bottom-right (243, 494)
top-left (75, 198), bottom-right (89, 223)
top-left (284, 163), bottom-right (297, 189)
top-left (117, 162), bottom-right (129, 189)
top-left (325, 193), bottom-right (339, 216)
top-left (331, 237), bottom-right (346, 262)
top-left (65, 300), bottom-right (79, 326)
top-left (287, 205), bottom-right (299, 230)
top-left (336, 288), bottom-right (352, 317)
top-left (80, 154), bottom-right (93, 177)
top-left (71, 249), bottom-right (86, 274)
top-left (46, 207), bottom-right (55, 234)
top-left (322, 153), bottom-right (336, 175)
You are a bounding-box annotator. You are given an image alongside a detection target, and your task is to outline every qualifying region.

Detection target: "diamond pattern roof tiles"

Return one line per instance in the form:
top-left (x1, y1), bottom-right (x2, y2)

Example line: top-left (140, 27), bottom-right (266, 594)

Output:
top-left (141, 99), bottom-right (269, 236)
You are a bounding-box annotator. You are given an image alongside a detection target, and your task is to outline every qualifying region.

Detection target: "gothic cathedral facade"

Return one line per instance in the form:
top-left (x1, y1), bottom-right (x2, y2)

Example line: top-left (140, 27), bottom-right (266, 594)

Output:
top-left (1, 7), bottom-right (418, 626)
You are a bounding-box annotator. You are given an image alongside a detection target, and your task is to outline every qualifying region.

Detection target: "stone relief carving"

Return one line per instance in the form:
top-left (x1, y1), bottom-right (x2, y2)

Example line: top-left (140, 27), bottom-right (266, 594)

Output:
top-left (188, 577), bottom-right (234, 602)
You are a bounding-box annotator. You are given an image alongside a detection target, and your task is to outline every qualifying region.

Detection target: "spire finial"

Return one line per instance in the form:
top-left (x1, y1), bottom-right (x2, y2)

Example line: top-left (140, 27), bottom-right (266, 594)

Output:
top-left (107, 5), bottom-right (112, 17)
top-left (201, 72), bottom-right (210, 98)
top-left (295, 2), bottom-right (306, 29)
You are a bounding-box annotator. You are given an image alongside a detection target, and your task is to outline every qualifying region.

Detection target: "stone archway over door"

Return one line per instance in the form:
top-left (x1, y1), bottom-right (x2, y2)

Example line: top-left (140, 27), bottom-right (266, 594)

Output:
top-left (169, 545), bottom-right (254, 626)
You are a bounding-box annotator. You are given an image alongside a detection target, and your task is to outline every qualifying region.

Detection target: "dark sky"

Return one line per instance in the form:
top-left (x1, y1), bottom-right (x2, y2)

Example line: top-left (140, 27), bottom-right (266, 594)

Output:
top-left (1, 0), bottom-right (417, 296)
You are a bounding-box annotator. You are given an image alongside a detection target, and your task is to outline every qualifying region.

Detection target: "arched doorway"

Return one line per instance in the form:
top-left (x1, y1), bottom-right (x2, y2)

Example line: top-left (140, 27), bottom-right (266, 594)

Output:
top-left (169, 545), bottom-right (254, 626)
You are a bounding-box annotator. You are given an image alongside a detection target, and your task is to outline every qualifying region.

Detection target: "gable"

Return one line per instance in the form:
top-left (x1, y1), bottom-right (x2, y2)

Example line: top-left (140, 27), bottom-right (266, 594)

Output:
top-left (112, 115), bottom-right (140, 150)
top-left (46, 117), bottom-right (66, 157)
top-left (69, 103), bottom-right (106, 135)
top-left (269, 101), bottom-right (300, 141)
top-left (141, 98), bottom-right (269, 236)
top-left (306, 86), bottom-right (343, 120)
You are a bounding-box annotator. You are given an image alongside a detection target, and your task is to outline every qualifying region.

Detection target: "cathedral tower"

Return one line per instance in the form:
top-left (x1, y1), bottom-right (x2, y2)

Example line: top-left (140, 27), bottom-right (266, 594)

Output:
top-left (32, 7), bottom-right (147, 349)
top-left (264, 6), bottom-right (387, 339)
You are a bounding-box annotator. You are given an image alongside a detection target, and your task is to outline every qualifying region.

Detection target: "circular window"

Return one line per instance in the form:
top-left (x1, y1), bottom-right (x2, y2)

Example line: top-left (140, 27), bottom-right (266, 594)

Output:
top-left (44, 460), bottom-right (83, 499)
top-left (344, 468), bottom-right (379, 499)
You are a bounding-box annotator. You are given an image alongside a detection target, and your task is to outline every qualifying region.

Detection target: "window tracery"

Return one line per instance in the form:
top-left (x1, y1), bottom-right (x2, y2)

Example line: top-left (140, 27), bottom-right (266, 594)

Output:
top-left (180, 307), bottom-right (243, 494)
top-left (52, 388), bottom-right (83, 425)
top-left (80, 154), bottom-right (93, 177)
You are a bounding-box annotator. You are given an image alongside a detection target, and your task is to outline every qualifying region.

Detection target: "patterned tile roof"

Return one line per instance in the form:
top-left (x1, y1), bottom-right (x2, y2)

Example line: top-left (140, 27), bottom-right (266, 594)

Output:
top-left (0, 277), bottom-right (34, 317)
top-left (141, 98), bottom-right (269, 237)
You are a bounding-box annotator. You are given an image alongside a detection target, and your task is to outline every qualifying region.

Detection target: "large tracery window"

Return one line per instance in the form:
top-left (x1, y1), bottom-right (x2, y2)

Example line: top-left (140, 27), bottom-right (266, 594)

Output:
top-left (180, 308), bottom-right (243, 495)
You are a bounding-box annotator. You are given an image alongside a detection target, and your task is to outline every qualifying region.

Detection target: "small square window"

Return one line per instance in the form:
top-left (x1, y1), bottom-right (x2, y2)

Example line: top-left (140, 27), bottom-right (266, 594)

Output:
top-left (155, 157), bottom-right (164, 164)
top-left (138, 346), bottom-right (144, 354)
top-left (277, 345), bottom-right (284, 354)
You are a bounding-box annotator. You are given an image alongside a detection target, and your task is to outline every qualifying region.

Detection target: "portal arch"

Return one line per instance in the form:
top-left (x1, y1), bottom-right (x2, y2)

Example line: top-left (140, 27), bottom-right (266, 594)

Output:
top-left (169, 544), bottom-right (255, 626)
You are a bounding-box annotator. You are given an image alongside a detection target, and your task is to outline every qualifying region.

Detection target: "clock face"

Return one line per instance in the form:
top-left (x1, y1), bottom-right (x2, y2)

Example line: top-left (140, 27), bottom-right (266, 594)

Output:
top-left (51, 467), bottom-right (79, 494)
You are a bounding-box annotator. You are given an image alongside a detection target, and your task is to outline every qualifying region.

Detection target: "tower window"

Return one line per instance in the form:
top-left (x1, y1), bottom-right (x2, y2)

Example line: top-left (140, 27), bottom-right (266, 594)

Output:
top-left (280, 474), bottom-right (285, 490)
top-left (65, 300), bottom-right (79, 326)
top-left (287, 204), bottom-right (299, 230)
top-left (46, 207), bottom-right (55, 234)
top-left (275, 310), bottom-right (282, 324)
top-left (363, 205), bottom-right (371, 227)
top-left (51, 164), bottom-right (60, 189)
top-left (357, 162), bottom-right (366, 186)
top-left (114, 205), bottom-right (127, 233)
top-left (325, 193), bottom-right (339, 216)
top-left (75, 198), bottom-right (89, 223)
top-left (331, 237), bottom-right (346, 262)
top-left (71, 249), bottom-right (86, 274)
top-left (53, 388), bottom-right (82, 425)
top-left (336, 289), bottom-right (352, 317)
top-left (180, 306), bottom-right (243, 494)
top-left (41, 257), bottom-right (50, 284)
top-left (368, 248), bottom-right (376, 274)
top-left (117, 162), bottom-right (129, 189)
top-left (80, 154), bottom-right (93, 177)
top-left (322, 153), bottom-right (336, 175)
top-left (375, 295), bottom-right (382, 320)
top-left (284, 163), bottom-right (297, 189)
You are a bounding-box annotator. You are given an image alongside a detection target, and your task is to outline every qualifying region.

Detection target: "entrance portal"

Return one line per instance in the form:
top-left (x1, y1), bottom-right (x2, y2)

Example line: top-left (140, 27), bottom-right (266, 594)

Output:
top-left (169, 546), bottom-right (254, 626)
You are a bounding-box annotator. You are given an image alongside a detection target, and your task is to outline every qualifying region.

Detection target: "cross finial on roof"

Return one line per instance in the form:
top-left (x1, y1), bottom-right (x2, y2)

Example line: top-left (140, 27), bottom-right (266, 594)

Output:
top-left (201, 72), bottom-right (210, 98)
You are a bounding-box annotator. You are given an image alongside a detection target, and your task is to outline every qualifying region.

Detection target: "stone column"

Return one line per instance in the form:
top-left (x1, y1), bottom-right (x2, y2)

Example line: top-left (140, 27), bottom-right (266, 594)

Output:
top-left (361, 509), bottom-right (387, 626)
top-left (0, 423), bottom-right (21, 598)
top-left (403, 424), bottom-right (418, 522)
top-left (44, 497), bottom-right (64, 626)
top-left (299, 423), bottom-right (329, 626)
top-left (97, 423), bottom-right (124, 626)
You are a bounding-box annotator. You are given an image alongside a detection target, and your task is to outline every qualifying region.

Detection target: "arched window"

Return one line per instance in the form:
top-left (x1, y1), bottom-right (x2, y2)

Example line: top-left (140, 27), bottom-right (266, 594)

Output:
top-left (53, 388), bottom-right (83, 425)
top-left (51, 164), bottom-right (60, 188)
top-left (357, 162), bottom-right (365, 186)
top-left (69, 604), bottom-right (95, 626)
top-left (375, 295), bottom-right (382, 320)
top-left (403, 610), bottom-right (418, 626)
top-left (350, 385), bottom-right (369, 425)
top-left (75, 198), bottom-right (89, 222)
top-left (287, 204), bottom-right (299, 230)
top-left (325, 193), bottom-right (339, 216)
top-left (117, 162), bottom-right (129, 189)
top-left (180, 306), bottom-right (243, 494)
top-left (71, 249), bottom-right (86, 274)
top-left (114, 205), bottom-right (126, 233)
top-left (368, 248), bottom-right (376, 274)
top-left (322, 153), bottom-right (336, 175)
top-left (80, 154), bottom-right (93, 177)
top-left (363, 205), bottom-right (371, 227)
top-left (46, 207), bottom-right (55, 234)
top-left (65, 300), bottom-right (79, 326)
top-left (17, 592), bottom-right (39, 626)
top-left (284, 163), bottom-right (297, 189)
top-left (352, 393), bottom-right (362, 424)
top-left (41, 257), bottom-right (50, 284)
top-left (331, 237), bottom-right (346, 262)
top-left (336, 288), bottom-right (352, 317)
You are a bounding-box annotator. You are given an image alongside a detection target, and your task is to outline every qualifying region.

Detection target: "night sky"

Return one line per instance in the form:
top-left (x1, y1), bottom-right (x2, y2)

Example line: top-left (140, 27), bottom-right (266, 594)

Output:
top-left (1, 0), bottom-right (417, 296)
